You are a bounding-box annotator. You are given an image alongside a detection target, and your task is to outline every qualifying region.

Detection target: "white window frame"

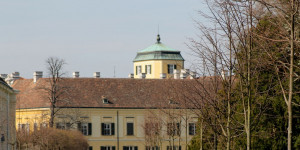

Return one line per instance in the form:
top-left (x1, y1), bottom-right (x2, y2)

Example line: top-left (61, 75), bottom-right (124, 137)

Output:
top-left (104, 123), bottom-right (111, 135)
top-left (81, 123), bottom-right (88, 135)
top-left (146, 146), bottom-right (160, 150)
top-left (57, 122), bottom-right (66, 130)
top-left (189, 123), bottom-right (196, 135)
top-left (123, 146), bottom-right (137, 150)
top-left (137, 66), bottom-right (142, 75)
top-left (167, 64), bottom-right (176, 74)
top-left (101, 146), bottom-right (115, 150)
top-left (34, 123), bottom-right (38, 131)
top-left (25, 123), bottom-right (30, 133)
top-left (167, 146), bottom-right (181, 150)
top-left (40, 122), bottom-right (48, 128)
top-left (145, 65), bottom-right (151, 74)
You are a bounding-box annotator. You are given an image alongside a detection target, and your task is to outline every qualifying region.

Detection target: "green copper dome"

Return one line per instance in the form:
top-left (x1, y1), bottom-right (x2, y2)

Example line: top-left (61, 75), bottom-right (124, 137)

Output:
top-left (133, 35), bottom-right (184, 62)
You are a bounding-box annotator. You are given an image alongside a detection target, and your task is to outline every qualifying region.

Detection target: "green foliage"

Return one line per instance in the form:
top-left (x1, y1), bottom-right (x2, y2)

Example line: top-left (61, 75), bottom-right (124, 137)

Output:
top-left (188, 7), bottom-right (300, 150)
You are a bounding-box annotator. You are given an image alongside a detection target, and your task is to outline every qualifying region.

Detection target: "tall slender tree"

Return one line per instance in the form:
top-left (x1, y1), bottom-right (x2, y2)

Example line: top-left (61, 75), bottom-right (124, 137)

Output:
top-left (45, 57), bottom-right (66, 128)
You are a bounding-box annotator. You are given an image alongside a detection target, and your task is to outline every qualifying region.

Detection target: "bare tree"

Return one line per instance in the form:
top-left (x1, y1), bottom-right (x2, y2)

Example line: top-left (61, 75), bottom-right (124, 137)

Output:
top-left (45, 57), bottom-right (67, 128)
top-left (186, 0), bottom-right (273, 149)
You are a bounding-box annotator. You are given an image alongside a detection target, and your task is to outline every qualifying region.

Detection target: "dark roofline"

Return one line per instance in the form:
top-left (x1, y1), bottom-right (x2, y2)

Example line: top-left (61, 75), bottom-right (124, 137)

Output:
top-left (17, 106), bottom-right (197, 110)
top-left (0, 78), bottom-right (13, 90)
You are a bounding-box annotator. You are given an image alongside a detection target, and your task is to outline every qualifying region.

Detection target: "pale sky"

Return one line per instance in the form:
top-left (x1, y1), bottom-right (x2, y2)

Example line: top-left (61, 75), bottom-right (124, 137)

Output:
top-left (0, 0), bottom-right (208, 78)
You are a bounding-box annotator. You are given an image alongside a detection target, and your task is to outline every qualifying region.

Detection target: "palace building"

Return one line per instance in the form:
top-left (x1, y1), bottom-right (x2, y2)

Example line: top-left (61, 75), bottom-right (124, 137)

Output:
top-left (13, 77), bottom-right (202, 150)
top-left (11, 35), bottom-right (202, 150)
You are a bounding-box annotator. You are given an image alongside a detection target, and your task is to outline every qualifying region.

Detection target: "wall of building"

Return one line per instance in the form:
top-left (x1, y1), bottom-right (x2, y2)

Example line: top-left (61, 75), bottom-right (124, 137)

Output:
top-left (0, 84), bottom-right (17, 150)
top-left (133, 60), bottom-right (184, 79)
top-left (16, 108), bottom-right (198, 150)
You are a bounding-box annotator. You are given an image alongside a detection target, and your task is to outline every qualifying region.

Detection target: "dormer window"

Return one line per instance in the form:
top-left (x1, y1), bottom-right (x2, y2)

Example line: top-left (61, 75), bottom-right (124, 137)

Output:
top-left (169, 99), bottom-right (178, 104)
top-left (103, 98), bottom-right (109, 104)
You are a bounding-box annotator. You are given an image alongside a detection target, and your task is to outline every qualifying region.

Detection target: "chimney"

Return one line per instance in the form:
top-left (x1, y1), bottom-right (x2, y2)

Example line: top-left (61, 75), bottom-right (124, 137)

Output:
top-left (139, 73), bottom-right (146, 79)
top-left (94, 72), bottom-right (100, 78)
top-left (0, 74), bottom-right (7, 79)
top-left (180, 69), bottom-right (187, 79)
top-left (12, 72), bottom-right (20, 79)
top-left (221, 70), bottom-right (228, 80)
top-left (33, 71), bottom-right (43, 83)
top-left (160, 73), bottom-right (166, 79)
top-left (174, 69), bottom-right (180, 79)
top-left (5, 72), bottom-right (20, 85)
top-left (128, 73), bottom-right (134, 78)
top-left (189, 71), bottom-right (196, 79)
top-left (73, 72), bottom-right (80, 78)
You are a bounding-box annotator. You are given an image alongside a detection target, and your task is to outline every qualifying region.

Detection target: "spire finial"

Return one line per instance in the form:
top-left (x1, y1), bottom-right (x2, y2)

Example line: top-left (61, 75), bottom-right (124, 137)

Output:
top-left (156, 24), bottom-right (161, 43)
top-left (157, 34), bottom-right (161, 43)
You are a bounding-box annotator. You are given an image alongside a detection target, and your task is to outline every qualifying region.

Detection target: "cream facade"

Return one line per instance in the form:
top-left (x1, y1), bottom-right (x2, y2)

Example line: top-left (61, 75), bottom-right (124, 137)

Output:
top-left (0, 79), bottom-right (18, 150)
top-left (16, 108), bottom-right (198, 150)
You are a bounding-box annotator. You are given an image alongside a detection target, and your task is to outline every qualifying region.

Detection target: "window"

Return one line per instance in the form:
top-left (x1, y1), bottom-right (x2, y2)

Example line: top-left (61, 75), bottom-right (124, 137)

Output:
top-left (103, 98), bottom-right (109, 104)
top-left (167, 64), bottom-right (177, 74)
top-left (146, 146), bottom-right (160, 150)
top-left (25, 123), bottom-right (30, 133)
top-left (78, 123), bottom-right (92, 136)
top-left (145, 65), bottom-right (151, 74)
top-left (34, 123), bottom-right (38, 131)
top-left (123, 146), bottom-right (138, 150)
top-left (40, 122), bottom-right (48, 129)
top-left (167, 123), bottom-right (180, 136)
top-left (18, 124), bottom-right (26, 132)
top-left (127, 123), bottom-right (134, 135)
top-left (102, 123), bottom-right (115, 135)
top-left (136, 66), bottom-right (142, 75)
top-left (101, 146), bottom-right (116, 150)
top-left (89, 146), bottom-right (93, 150)
top-left (167, 146), bottom-right (181, 150)
top-left (145, 123), bottom-right (160, 136)
top-left (189, 123), bottom-right (196, 135)
top-left (56, 122), bottom-right (66, 130)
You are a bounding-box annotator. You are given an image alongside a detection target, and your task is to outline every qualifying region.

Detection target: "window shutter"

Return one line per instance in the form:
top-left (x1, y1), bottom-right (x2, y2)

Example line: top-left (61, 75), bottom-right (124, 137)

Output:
top-left (188, 123), bottom-right (192, 135)
top-left (136, 66), bottom-right (138, 75)
top-left (112, 146), bottom-right (116, 150)
top-left (101, 123), bottom-right (105, 135)
top-left (176, 123), bottom-right (180, 135)
top-left (88, 123), bottom-right (92, 135)
top-left (145, 65), bottom-right (147, 74)
top-left (111, 123), bottom-right (115, 135)
top-left (134, 146), bottom-right (138, 150)
top-left (77, 123), bottom-right (81, 131)
top-left (66, 123), bottom-right (71, 129)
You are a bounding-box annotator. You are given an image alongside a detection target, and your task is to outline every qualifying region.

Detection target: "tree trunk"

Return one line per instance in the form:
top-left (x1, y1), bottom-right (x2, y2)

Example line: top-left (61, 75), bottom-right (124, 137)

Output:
top-left (247, 1), bottom-right (253, 149)
top-left (287, 1), bottom-right (295, 149)
top-left (200, 118), bottom-right (203, 150)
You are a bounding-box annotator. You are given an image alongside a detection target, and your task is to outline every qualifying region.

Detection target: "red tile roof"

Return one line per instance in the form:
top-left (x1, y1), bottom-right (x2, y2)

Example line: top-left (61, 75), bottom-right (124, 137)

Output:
top-left (12, 78), bottom-right (219, 109)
